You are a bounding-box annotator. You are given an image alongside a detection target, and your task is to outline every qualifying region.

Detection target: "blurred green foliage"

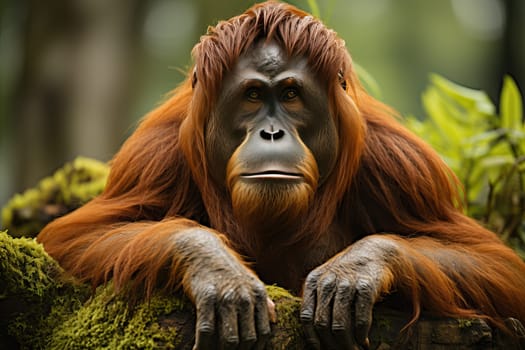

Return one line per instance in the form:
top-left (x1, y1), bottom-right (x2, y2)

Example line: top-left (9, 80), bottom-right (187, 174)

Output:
top-left (406, 75), bottom-right (525, 257)
top-left (1, 157), bottom-right (108, 238)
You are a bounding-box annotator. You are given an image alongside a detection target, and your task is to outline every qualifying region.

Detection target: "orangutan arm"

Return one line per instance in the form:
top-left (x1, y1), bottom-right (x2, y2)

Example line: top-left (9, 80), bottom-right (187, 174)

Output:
top-left (38, 217), bottom-right (273, 349)
top-left (300, 233), bottom-right (525, 349)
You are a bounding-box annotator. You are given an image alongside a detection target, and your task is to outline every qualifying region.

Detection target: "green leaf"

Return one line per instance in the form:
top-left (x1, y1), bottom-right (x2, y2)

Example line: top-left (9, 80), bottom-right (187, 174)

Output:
top-left (500, 75), bottom-right (523, 130)
top-left (518, 160), bottom-right (525, 172)
top-left (306, 0), bottom-right (321, 18)
top-left (354, 63), bottom-right (382, 99)
top-left (430, 74), bottom-right (495, 115)
top-left (465, 129), bottom-right (506, 145)
top-left (422, 88), bottom-right (462, 144)
top-left (480, 155), bottom-right (515, 169)
top-left (463, 129), bottom-right (508, 159)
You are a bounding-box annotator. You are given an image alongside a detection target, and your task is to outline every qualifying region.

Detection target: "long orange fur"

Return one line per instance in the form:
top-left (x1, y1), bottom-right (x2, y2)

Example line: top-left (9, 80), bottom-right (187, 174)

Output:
top-left (38, 1), bottom-right (525, 332)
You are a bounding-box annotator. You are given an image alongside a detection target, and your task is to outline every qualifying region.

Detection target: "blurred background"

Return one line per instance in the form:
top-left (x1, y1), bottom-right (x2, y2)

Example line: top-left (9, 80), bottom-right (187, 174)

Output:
top-left (0, 0), bottom-right (524, 210)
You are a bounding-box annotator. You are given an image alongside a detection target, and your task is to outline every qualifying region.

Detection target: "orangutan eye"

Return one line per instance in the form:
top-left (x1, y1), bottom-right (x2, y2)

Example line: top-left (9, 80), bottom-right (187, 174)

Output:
top-left (246, 88), bottom-right (261, 101)
top-left (282, 87), bottom-right (299, 101)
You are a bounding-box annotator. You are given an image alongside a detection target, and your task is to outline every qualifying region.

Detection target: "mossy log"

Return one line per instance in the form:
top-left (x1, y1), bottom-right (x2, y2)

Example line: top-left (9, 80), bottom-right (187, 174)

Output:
top-left (2, 231), bottom-right (524, 349)
top-left (1, 158), bottom-right (525, 349)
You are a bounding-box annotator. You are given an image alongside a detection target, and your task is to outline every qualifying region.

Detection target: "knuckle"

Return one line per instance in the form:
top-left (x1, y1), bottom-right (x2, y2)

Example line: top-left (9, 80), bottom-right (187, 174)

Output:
top-left (331, 322), bottom-right (346, 332)
top-left (251, 286), bottom-right (268, 307)
top-left (300, 309), bottom-right (314, 323)
top-left (337, 278), bottom-right (353, 292)
top-left (319, 274), bottom-right (336, 293)
top-left (221, 289), bottom-right (237, 304)
top-left (356, 279), bottom-right (375, 295)
top-left (196, 284), bottom-right (218, 303)
top-left (237, 292), bottom-right (252, 309)
top-left (252, 283), bottom-right (267, 298)
top-left (305, 270), bottom-right (322, 286)
top-left (197, 322), bottom-right (215, 334)
top-left (313, 319), bottom-right (329, 331)
top-left (241, 336), bottom-right (257, 345)
top-left (224, 336), bottom-right (240, 347)
top-left (196, 286), bottom-right (218, 311)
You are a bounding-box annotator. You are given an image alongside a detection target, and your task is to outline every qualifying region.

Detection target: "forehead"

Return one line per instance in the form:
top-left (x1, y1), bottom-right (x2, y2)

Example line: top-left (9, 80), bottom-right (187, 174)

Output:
top-left (234, 41), bottom-right (308, 77)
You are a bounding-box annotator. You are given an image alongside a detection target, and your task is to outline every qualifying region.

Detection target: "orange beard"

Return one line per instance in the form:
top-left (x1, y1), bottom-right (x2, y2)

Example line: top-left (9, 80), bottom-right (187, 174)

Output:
top-left (226, 149), bottom-right (319, 235)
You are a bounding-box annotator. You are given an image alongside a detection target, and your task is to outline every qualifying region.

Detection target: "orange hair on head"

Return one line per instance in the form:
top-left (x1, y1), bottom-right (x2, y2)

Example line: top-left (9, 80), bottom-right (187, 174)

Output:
top-left (179, 1), bottom-right (366, 242)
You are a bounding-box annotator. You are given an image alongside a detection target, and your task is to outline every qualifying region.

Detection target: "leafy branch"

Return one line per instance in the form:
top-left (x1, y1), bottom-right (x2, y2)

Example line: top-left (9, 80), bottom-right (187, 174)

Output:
top-left (406, 75), bottom-right (525, 257)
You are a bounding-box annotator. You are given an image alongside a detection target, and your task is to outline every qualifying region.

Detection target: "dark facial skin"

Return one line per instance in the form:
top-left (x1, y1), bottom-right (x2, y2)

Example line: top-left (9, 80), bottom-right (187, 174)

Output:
top-left (205, 40), bottom-right (339, 189)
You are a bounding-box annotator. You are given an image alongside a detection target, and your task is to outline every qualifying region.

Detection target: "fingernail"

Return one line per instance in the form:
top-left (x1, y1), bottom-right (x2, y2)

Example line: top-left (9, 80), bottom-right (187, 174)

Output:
top-left (267, 297), bottom-right (277, 323)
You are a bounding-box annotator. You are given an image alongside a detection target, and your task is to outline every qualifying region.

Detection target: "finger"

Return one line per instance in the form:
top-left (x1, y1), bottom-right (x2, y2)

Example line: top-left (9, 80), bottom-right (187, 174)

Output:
top-left (332, 279), bottom-right (355, 349)
top-left (267, 297), bottom-right (276, 323)
top-left (254, 288), bottom-right (271, 350)
top-left (238, 292), bottom-right (257, 350)
top-left (194, 288), bottom-right (217, 350)
top-left (219, 292), bottom-right (240, 350)
top-left (301, 272), bottom-right (321, 349)
top-left (314, 273), bottom-right (337, 349)
top-left (302, 323), bottom-right (321, 350)
top-left (354, 281), bottom-right (375, 349)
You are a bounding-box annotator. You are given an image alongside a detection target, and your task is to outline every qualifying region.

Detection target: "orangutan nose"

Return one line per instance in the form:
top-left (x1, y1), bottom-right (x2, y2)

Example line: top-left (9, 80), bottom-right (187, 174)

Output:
top-left (260, 126), bottom-right (285, 142)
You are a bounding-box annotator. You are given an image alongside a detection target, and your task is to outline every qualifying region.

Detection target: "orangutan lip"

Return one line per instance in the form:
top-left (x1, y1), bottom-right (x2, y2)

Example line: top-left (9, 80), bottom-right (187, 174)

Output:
top-left (241, 171), bottom-right (303, 180)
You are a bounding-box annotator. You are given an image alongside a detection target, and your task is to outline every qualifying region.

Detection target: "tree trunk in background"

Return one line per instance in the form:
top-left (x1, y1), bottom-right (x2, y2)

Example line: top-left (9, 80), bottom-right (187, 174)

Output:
top-left (193, 0), bottom-right (247, 41)
top-left (501, 0), bottom-right (525, 95)
top-left (11, 0), bottom-right (147, 195)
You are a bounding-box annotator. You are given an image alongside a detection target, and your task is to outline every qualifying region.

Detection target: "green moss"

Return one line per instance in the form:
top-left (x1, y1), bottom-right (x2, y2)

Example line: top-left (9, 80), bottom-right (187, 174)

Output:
top-left (0, 230), bottom-right (90, 349)
top-left (50, 285), bottom-right (193, 350)
top-left (266, 285), bottom-right (304, 349)
top-left (0, 230), bottom-right (195, 349)
top-left (0, 230), bottom-right (61, 299)
top-left (46, 284), bottom-right (304, 349)
top-left (1, 157), bottom-right (109, 238)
